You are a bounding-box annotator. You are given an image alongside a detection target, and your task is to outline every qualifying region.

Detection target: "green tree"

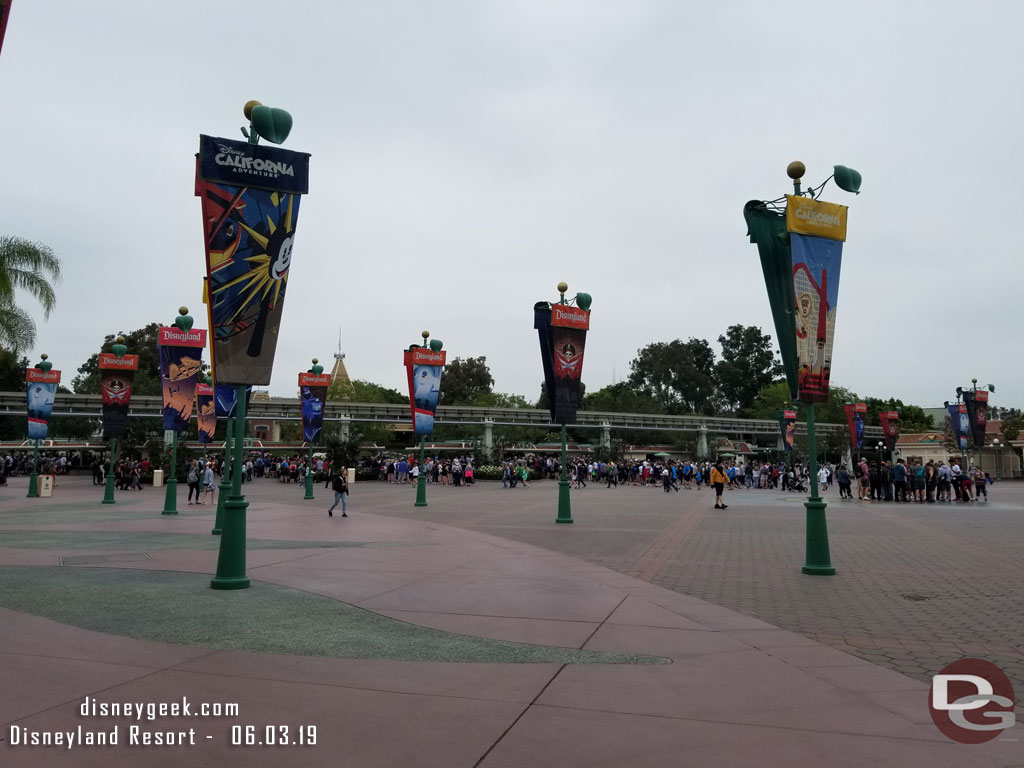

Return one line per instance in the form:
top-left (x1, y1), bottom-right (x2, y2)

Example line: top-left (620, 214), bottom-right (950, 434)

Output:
top-left (439, 356), bottom-right (494, 405)
top-left (716, 325), bottom-right (783, 413)
top-left (628, 338), bottom-right (717, 415)
top-left (0, 236), bottom-right (62, 353)
top-left (999, 411), bottom-right (1023, 442)
top-left (73, 324), bottom-right (163, 395)
top-left (327, 378), bottom-right (406, 404)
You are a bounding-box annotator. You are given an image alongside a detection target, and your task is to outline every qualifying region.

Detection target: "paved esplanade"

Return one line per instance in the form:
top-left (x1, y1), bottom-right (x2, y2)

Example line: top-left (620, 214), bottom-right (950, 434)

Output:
top-left (1, 475), bottom-right (1020, 766)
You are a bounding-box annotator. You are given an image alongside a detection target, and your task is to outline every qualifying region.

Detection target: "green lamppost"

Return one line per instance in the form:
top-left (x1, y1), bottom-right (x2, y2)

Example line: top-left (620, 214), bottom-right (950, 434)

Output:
top-left (401, 330), bottom-right (445, 508)
top-left (958, 379), bottom-right (995, 471)
top-left (211, 382), bottom-right (251, 590)
top-left (533, 281), bottom-right (593, 525)
top-left (991, 438), bottom-right (1003, 480)
top-left (161, 308), bottom-right (196, 516)
top-left (303, 358), bottom-right (324, 501)
top-left (745, 161), bottom-right (862, 575)
top-left (212, 409), bottom-right (231, 535)
top-left (25, 353), bottom-right (55, 499)
top-left (101, 336), bottom-right (130, 504)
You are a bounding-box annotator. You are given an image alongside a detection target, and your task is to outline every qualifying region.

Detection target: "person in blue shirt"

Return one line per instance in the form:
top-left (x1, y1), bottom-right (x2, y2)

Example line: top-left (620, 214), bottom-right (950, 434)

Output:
top-left (892, 459), bottom-right (909, 502)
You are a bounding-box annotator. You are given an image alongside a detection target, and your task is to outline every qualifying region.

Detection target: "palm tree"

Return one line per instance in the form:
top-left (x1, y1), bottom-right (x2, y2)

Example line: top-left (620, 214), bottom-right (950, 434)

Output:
top-left (0, 236), bottom-right (62, 352)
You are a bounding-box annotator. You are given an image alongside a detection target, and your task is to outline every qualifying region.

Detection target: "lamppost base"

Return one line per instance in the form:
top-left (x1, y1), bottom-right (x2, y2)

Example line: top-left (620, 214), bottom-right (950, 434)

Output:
top-left (802, 497), bottom-right (835, 576)
top-left (555, 480), bottom-right (573, 524)
top-left (162, 478), bottom-right (178, 515)
top-left (26, 472), bottom-right (38, 498)
top-left (801, 565), bottom-right (836, 575)
top-left (303, 476), bottom-right (315, 500)
top-left (210, 576), bottom-right (251, 590)
top-left (415, 477), bottom-right (427, 507)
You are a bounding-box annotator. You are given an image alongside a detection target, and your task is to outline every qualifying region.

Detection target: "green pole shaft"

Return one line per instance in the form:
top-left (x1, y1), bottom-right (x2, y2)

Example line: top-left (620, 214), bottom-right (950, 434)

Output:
top-left (102, 437), bottom-right (118, 504)
top-left (211, 385), bottom-right (250, 590)
top-left (556, 423), bottom-right (573, 524)
top-left (802, 402), bottom-right (835, 575)
top-left (162, 431), bottom-right (178, 515)
top-left (303, 442), bottom-right (315, 500)
top-left (26, 440), bottom-right (39, 498)
top-left (212, 416), bottom-right (232, 535)
top-left (415, 435), bottom-right (427, 507)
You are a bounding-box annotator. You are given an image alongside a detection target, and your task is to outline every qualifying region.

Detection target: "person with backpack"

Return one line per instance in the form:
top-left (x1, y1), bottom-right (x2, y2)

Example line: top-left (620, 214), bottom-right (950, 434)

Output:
top-left (328, 469), bottom-right (349, 517)
top-left (186, 460), bottom-right (203, 505)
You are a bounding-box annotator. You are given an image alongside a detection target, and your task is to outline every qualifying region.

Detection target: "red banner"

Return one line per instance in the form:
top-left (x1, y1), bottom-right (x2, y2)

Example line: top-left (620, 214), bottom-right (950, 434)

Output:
top-left (99, 353), bottom-right (139, 371)
top-left (843, 402), bottom-right (866, 451)
top-left (551, 305), bottom-right (590, 330)
top-left (26, 369), bottom-right (61, 383)
top-left (879, 410), bottom-right (899, 451)
top-left (158, 326), bottom-right (208, 348)
top-left (298, 372), bottom-right (331, 387)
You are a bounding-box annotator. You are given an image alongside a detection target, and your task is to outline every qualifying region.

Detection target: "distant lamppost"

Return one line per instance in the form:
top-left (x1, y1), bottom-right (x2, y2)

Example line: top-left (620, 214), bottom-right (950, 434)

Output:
top-left (534, 282), bottom-right (592, 525)
top-left (991, 439), bottom-right (1003, 481)
top-left (101, 336), bottom-right (134, 505)
top-left (877, 440), bottom-right (885, 465)
top-left (302, 358), bottom-right (325, 501)
top-left (745, 161), bottom-right (861, 576)
top-left (404, 331), bottom-right (445, 508)
top-left (956, 379), bottom-right (995, 470)
top-left (25, 353), bottom-right (59, 498)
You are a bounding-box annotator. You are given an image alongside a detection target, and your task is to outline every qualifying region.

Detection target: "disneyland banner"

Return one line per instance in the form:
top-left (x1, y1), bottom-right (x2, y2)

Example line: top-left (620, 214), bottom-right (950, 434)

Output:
top-left (879, 410), bottom-right (900, 452)
top-left (158, 326), bottom-right (206, 431)
top-left (963, 390), bottom-right (989, 448)
top-left (196, 382), bottom-right (216, 443)
top-left (781, 409), bottom-right (797, 452)
top-left (947, 403), bottom-right (968, 451)
top-left (26, 368), bottom-right (61, 441)
top-left (843, 402), bottom-right (866, 451)
top-left (196, 135), bottom-right (311, 386)
top-left (98, 352), bottom-right (139, 440)
top-left (549, 305), bottom-right (590, 425)
top-left (534, 303), bottom-right (558, 422)
top-left (786, 196), bottom-right (846, 403)
top-left (404, 348), bottom-right (445, 436)
top-left (299, 372), bottom-right (330, 444)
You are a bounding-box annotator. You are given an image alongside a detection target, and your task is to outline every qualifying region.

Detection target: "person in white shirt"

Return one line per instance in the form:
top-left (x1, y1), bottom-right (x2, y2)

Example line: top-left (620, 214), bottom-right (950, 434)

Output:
top-left (818, 466), bottom-right (830, 489)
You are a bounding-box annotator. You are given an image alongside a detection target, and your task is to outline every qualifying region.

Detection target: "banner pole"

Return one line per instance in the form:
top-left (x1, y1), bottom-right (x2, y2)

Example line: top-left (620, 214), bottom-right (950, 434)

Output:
top-left (102, 437), bottom-right (118, 504)
top-left (415, 435), bottom-right (427, 507)
top-left (211, 384), bottom-right (251, 590)
top-left (802, 402), bottom-right (834, 574)
top-left (27, 439), bottom-right (39, 498)
top-left (212, 415), bottom-right (232, 535)
top-left (161, 431), bottom-right (179, 515)
top-left (304, 442), bottom-right (315, 500)
top-left (556, 423), bottom-right (573, 524)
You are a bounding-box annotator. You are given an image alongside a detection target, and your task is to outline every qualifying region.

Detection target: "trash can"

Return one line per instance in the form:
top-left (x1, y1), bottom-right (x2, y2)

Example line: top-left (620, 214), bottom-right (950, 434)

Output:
top-left (347, 468), bottom-right (355, 484)
top-left (39, 474), bottom-right (55, 497)
top-left (153, 469), bottom-right (164, 488)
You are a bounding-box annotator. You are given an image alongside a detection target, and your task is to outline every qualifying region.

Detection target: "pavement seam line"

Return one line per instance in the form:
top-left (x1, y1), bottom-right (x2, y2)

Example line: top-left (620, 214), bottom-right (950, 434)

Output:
top-left (471, 663), bottom-right (568, 768)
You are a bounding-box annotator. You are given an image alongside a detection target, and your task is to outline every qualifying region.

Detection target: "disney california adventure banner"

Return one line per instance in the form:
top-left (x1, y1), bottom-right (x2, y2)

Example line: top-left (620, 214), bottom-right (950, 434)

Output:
top-left (786, 196), bottom-right (847, 403)
top-left (843, 402), bottom-right (866, 451)
top-left (196, 135), bottom-right (310, 386)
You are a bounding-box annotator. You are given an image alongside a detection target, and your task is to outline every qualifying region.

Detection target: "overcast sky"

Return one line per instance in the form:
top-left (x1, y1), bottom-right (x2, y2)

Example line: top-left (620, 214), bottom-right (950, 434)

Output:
top-left (2, 1), bottom-right (1021, 409)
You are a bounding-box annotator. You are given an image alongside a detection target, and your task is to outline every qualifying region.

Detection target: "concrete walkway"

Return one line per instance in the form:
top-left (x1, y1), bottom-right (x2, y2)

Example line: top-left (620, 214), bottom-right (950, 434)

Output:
top-left (1, 476), bottom-right (1021, 766)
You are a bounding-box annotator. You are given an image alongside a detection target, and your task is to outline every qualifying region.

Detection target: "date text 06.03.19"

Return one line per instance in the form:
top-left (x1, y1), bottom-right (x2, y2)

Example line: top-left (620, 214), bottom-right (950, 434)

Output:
top-left (231, 725), bottom-right (316, 746)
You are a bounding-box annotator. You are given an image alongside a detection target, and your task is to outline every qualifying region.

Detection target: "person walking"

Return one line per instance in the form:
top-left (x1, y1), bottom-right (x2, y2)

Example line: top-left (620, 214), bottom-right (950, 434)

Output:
top-left (328, 469), bottom-right (349, 517)
top-left (710, 460), bottom-right (729, 509)
top-left (186, 461), bottom-right (202, 505)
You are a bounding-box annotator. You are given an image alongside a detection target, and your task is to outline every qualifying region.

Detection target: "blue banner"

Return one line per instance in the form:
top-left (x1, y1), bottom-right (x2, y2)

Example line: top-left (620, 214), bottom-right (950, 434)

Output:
top-left (26, 377), bottom-right (58, 440)
top-left (948, 404), bottom-right (968, 451)
top-left (214, 384), bottom-right (252, 419)
top-left (790, 233), bottom-right (843, 403)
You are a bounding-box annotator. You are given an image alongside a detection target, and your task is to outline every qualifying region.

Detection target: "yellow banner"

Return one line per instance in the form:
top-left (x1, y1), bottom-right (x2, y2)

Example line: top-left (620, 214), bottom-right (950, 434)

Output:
top-left (786, 196), bottom-right (847, 241)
